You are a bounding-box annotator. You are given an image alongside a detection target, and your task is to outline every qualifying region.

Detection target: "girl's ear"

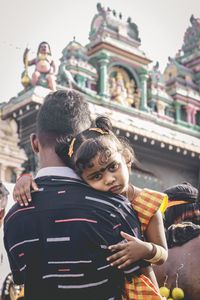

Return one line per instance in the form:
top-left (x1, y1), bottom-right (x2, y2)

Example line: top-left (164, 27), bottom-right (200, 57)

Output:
top-left (122, 148), bottom-right (133, 172)
top-left (30, 133), bottom-right (39, 153)
top-left (127, 161), bottom-right (132, 173)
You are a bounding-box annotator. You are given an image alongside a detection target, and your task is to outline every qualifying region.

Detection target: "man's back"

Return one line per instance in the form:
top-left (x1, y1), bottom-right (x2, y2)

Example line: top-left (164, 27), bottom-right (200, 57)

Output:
top-left (4, 176), bottom-right (144, 300)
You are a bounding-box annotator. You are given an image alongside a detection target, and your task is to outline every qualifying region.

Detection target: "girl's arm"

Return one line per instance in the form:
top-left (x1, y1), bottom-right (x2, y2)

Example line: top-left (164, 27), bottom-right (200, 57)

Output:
top-left (107, 211), bottom-right (168, 269)
top-left (144, 210), bottom-right (168, 264)
top-left (13, 174), bottom-right (39, 206)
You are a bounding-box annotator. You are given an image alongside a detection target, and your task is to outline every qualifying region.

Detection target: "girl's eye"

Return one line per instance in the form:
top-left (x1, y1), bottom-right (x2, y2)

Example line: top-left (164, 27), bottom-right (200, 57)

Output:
top-left (92, 173), bottom-right (102, 181)
top-left (109, 162), bottom-right (119, 172)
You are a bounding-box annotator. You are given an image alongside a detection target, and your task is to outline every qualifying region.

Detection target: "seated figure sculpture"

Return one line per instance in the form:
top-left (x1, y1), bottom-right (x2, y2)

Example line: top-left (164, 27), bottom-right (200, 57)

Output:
top-left (109, 72), bottom-right (127, 105)
top-left (23, 42), bottom-right (56, 90)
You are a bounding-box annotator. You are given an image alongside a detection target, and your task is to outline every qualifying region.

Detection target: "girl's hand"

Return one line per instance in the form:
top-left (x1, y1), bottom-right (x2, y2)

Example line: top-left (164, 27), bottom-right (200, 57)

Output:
top-left (13, 174), bottom-right (39, 207)
top-left (107, 231), bottom-right (152, 269)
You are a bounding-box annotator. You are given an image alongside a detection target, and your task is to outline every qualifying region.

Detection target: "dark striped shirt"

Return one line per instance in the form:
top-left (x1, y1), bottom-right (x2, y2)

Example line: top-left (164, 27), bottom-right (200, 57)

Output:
top-left (4, 176), bottom-right (147, 300)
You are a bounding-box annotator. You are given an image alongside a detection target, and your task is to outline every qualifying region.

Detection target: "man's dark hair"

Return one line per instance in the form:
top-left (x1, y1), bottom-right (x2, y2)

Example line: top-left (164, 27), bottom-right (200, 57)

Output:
top-left (36, 89), bottom-right (91, 147)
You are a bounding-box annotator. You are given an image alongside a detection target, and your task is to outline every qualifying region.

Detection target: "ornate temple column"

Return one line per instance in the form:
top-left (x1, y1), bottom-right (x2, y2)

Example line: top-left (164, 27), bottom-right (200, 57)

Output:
top-left (191, 107), bottom-right (198, 125)
top-left (174, 102), bottom-right (182, 123)
top-left (185, 105), bottom-right (193, 124)
top-left (75, 74), bottom-right (87, 89)
top-left (138, 68), bottom-right (149, 111)
top-left (98, 53), bottom-right (109, 99)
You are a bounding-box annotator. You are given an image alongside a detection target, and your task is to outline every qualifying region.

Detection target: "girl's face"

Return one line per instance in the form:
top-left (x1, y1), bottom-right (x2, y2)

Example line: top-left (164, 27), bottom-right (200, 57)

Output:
top-left (81, 149), bottom-right (129, 195)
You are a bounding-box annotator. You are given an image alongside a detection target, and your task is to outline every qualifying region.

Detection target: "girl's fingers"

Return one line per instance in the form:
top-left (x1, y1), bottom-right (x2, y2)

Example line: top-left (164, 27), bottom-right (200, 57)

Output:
top-left (120, 231), bottom-right (135, 241)
top-left (31, 180), bottom-right (39, 192)
top-left (13, 176), bottom-right (38, 205)
top-left (24, 187), bottom-right (32, 202)
top-left (13, 188), bottom-right (19, 202)
top-left (109, 255), bottom-right (128, 267)
top-left (13, 188), bottom-right (24, 206)
top-left (14, 194), bottom-right (24, 207)
top-left (21, 193), bottom-right (29, 206)
top-left (107, 249), bottom-right (126, 262)
top-left (19, 188), bottom-right (29, 206)
top-left (108, 242), bottom-right (126, 252)
top-left (118, 259), bottom-right (132, 269)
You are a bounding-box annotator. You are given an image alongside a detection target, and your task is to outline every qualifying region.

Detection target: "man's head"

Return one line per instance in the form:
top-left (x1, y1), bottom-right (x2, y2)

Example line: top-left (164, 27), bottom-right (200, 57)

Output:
top-left (31, 89), bottom-right (91, 167)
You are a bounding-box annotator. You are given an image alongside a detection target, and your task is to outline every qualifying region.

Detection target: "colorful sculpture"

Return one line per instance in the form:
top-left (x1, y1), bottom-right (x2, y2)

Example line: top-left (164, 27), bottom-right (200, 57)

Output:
top-left (23, 42), bottom-right (56, 90)
top-left (125, 79), bottom-right (135, 105)
top-left (109, 72), bottom-right (127, 105)
top-left (109, 70), bottom-right (140, 108)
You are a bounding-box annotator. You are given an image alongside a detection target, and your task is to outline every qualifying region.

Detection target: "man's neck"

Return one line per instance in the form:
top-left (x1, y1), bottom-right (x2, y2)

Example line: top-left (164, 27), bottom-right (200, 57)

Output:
top-left (39, 147), bottom-right (65, 169)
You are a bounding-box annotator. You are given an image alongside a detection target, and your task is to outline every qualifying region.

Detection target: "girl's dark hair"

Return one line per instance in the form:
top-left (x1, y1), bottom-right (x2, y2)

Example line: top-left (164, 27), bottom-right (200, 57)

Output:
top-left (55, 116), bottom-right (135, 176)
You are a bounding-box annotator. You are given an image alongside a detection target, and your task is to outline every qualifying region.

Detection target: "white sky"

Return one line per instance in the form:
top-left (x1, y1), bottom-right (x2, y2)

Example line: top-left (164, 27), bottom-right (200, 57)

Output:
top-left (0, 0), bottom-right (199, 102)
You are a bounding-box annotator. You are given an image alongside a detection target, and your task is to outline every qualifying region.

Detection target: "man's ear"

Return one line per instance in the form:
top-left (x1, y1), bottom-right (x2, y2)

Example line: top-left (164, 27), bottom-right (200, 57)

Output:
top-left (30, 133), bottom-right (39, 153)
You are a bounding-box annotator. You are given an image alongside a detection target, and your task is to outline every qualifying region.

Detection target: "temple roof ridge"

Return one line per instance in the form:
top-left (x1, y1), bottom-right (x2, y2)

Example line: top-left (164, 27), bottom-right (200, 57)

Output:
top-left (166, 57), bottom-right (192, 74)
top-left (182, 14), bottom-right (200, 55)
top-left (89, 3), bottom-right (141, 46)
top-left (61, 38), bottom-right (88, 62)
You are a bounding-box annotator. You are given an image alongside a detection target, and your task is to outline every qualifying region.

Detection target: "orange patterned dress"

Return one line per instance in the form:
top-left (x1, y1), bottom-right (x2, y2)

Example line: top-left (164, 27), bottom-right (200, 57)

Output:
top-left (123, 188), bottom-right (168, 300)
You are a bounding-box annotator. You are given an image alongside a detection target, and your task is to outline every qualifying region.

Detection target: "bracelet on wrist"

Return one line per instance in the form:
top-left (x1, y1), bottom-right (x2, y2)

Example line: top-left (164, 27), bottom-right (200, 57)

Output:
top-left (145, 243), bottom-right (164, 264)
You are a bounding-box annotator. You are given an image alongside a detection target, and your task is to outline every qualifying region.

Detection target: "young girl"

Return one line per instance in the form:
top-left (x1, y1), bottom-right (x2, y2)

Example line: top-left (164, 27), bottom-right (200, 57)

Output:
top-left (14, 116), bottom-right (168, 299)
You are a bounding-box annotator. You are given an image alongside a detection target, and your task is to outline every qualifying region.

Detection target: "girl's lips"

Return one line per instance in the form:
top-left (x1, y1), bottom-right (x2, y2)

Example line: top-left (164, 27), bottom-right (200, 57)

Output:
top-left (109, 185), bottom-right (122, 193)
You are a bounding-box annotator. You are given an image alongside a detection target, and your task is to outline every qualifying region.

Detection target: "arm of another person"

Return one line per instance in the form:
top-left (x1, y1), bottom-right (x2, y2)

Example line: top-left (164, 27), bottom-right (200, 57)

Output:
top-left (107, 210), bottom-right (168, 269)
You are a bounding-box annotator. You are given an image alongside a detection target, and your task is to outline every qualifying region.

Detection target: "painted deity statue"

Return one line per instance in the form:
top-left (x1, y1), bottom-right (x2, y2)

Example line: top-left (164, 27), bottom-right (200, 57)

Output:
top-left (109, 72), bottom-right (128, 105)
top-left (125, 79), bottom-right (135, 105)
top-left (23, 42), bottom-right (56, 90)
top-left (109, 71), bottom-right (141, 108)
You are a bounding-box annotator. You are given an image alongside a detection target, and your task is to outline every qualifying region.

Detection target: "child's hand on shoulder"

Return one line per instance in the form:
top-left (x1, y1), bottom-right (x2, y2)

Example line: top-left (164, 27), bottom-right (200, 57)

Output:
top-left (13, 174), bottom-right (39, 207)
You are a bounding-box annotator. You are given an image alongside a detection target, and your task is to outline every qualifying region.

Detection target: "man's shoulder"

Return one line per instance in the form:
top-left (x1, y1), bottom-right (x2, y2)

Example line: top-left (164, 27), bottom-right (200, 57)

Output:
top-left (4, 202), bottom-right (21, 228)
top-left (35, 176), bottom-right (119, 196)
top-left (5, 202), bottom-right (19, 217)
top-left (34, 175), bottom-right (126, 205)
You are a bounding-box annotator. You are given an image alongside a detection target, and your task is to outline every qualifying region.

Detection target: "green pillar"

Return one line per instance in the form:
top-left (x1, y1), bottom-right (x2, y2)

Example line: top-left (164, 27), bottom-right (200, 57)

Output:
top-left (75, 74), bottom-right (87, 89)
top-left (139, 69), bottom-right (149, 111)
top-left (98, 53), bottom-right (109, 99)
top-left (175, 102), bottom-right (181, 123)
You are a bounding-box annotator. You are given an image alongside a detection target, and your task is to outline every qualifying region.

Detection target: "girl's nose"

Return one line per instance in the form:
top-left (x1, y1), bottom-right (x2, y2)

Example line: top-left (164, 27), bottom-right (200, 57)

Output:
top-left (104, 175), bottom-right (116, 186)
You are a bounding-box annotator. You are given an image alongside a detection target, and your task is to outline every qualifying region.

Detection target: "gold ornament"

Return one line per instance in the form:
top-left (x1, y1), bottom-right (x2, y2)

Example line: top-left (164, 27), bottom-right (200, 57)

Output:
top-left (21, 71), bottom-right (31, 88)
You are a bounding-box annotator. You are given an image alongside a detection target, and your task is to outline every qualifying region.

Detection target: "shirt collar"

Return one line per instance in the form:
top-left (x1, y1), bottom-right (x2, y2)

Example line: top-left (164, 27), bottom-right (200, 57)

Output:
top-left (35, 166), bottom-right (81, 180)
